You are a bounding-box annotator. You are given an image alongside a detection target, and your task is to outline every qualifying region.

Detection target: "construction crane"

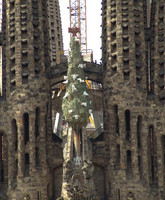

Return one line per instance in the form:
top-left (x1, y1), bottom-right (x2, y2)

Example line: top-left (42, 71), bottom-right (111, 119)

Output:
top-left (68, 0), bottom-right (87, 55)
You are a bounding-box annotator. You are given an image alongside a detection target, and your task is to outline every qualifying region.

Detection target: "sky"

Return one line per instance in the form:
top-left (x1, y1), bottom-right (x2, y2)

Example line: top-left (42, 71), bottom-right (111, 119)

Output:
top-left (59, 0), bottom-right (102, 63)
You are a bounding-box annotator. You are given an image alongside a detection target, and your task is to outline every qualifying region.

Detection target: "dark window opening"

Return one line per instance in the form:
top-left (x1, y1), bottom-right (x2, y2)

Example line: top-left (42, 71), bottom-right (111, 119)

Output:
top-left (12, 119), bottom-right (18, 151)
top-left (138, 155), bottom-right (142, 178)
top-left (123, 27), bottom-right (128, 36)
top-left (151, 155), bottom-right (155, 181)
top-left (111, 21), bottom-right (116, 30)
top-left (38, 191), bottom-right (41, 200)
top-left (11, 70), bottom-right (15, 78)
top-left (0, 134), bottom-right (4, 182)
top-left (1, 168), bottom-right (4, 182)
top-left (35, 107), bottom-right (40, 137)
top-left (149, 125), bottom-right (157, 183)
top-left (123, 49), bottom-right (129, 57)
top-left (47, 184), bottom-right (49, 197)
top-left (149, 125), bottom-right (154, 181)
top-left (118, 189), bottom-right (120, 200)
top-left (22, 74), bottom-right (28, 84)
top-left (25, 153), bottom-right (29, 177)
top-left (23, 113), bottom-right (29, 144)
top-left (124, 71), bottom-right (130, 80)
top-left (11, 80), bottom-right (16, 89)
top-left (21, 40), bottom-right (27, 50)
top-left (111, 54), bottom-right (117, 65)
top-left (112, 66), bottom-right (117, 75)
top-left (0, 135), bottom-right (4, 160)
top-left (109, 182), bottom-right (111, 196)
top-left (114, 105), bottom-right (119, 134)
top-left (125, 110), bottom-right (130, 141)
top-left (137, 115), bottom-right (142, 149)
top-left (111, 43), bottom-right (116, 54)
top-left (111, 32), bottom-right (116, 41)
top-left (126, 150), bottom-right (132, 177)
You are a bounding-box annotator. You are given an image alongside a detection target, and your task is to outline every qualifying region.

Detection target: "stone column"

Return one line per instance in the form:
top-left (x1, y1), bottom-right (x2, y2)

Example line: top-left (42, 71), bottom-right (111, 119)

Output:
top-left (39, 111), bottom-right (47, 169)
top-left (141, 118), bottom-right (150, 184)
top-left (82, 127), bottom-right (90, 161)
top-left (131, 115), bottom-right (140, 181)
top-left (8, 118), bottom-right (16, 188)
top-left (29, 112), bottom-right (36, 175)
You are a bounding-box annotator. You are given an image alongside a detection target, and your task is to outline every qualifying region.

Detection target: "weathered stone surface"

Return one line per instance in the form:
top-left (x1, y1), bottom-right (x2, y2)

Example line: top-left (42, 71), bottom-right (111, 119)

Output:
top-left (0, 0), bottom-right (165, 200)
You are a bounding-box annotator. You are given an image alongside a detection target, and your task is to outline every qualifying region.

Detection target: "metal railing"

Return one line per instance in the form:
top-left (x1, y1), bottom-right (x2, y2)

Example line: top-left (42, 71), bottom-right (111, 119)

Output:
top-left (88, 125), bottom-right (104, 139)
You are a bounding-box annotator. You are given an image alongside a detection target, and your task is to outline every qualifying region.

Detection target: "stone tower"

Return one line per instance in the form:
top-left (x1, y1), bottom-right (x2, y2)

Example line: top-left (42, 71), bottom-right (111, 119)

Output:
top-left (102, 0), bottom-right (165, 199)
top-left (0, 0), bottom-right (164, 200)
top-left (1, 0), bottom-right (53, 199)
top-left (47, 0), bottom-right (63, 65)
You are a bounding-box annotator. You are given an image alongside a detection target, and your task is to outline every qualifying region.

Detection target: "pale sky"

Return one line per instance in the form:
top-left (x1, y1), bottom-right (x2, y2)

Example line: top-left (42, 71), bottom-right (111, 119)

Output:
top-left (59, 0), bottom-right (102, 62)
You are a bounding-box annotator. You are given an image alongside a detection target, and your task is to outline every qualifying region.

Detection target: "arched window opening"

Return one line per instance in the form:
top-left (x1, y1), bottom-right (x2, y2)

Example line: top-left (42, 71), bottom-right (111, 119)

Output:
top-left (149, 125), bottom-right (157, 183)
top-left (0, 134), bottom-right (4, 182)
top-left (126, 150), bottom-right (132, 178)
top-left (162, 136), bottom-right (165, 166)
top-left (125, 110), bottom-right (130, 141)
top-left (36, 147), bottom-right (39, 167)
top-left (137, 115), bottom-right (142, 149)
top-left (109, 182), bottom-right (111, 196)
top-left (35, 107), bottom-right (40, 137)
top-left (47, 184), bottom-right (50, 198)
top-left (118, 188), bottom-right (120, 200)
top-left (23, 113), bottom-right (29, 144)
top-left (138, 155), bottom-right (142, 179)
top-left (24, 153), bottom-right (29, 177)
top-left (12, 119), bottom-right (18, 151)
top-left (114, 105), bottom-right (119, 135)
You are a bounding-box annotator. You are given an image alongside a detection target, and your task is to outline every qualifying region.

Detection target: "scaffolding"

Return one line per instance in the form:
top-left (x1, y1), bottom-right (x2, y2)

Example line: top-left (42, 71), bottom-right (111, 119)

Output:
top-left (68, 0), bottom-right (87, 55)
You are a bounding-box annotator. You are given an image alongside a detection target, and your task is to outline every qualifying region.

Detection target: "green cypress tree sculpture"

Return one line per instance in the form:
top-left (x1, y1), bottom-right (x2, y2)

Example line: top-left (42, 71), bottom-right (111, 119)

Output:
top-left (62, 37), bottom-right (92, 128)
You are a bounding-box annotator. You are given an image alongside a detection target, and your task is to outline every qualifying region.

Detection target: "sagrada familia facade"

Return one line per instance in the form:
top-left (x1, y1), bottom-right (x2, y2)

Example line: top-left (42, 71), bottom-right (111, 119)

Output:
top-left (0, 0), bottom-right (164, 200)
